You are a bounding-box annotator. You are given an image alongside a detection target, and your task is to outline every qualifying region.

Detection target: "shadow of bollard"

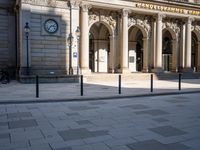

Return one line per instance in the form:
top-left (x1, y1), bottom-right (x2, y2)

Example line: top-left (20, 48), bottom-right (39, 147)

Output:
top-left (80, 75), bottom-right (83, 96)
top-left (119, 74), bottom-right (121, 94)
top-left (150, 74), bottom-right (153, 93)
top-left (36, 75), bottom-right (39, 98)
top-left (179, 73), bottom-right (182, 91)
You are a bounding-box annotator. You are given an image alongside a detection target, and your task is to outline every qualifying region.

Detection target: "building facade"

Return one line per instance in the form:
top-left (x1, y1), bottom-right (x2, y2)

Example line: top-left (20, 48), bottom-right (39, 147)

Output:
top-left (0, 0), bottom-right (200, 78)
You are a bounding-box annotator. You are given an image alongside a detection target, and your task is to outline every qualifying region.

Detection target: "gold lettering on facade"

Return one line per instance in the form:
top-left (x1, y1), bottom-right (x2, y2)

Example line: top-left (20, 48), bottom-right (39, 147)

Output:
top-left (136, 2), bottom-right (200, 16)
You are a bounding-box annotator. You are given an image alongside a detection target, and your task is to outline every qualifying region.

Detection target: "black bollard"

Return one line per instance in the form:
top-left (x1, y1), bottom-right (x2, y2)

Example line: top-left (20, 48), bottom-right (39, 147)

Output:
top-left (179, 73), bottom-right (181, 91)
top-left (36, 75), bottom-right (39, 98)
top-left (81, 75), bottom-right (83, 96)
top-left (150, 74), bottom-right (153, 92)
top-left (119, 74), bottom-right (121, 94)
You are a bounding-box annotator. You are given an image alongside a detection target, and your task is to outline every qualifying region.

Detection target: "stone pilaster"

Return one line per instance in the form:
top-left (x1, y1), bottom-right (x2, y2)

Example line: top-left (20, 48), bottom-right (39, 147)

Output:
top-left (143, 38), bottom-right (149, 72)
top-left (19, 3), bottom-right (31, 75)
top-left (172, 39), bottom-right (178, 72)
top-left (69, 0), bottom-right (81, 75)
top-left (109, 35), bottom-right (116, 73)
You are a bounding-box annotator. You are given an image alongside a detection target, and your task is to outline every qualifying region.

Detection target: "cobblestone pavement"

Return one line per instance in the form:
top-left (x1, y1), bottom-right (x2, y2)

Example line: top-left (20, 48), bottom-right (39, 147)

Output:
top-left (0, 93), bottom-right (200, 150)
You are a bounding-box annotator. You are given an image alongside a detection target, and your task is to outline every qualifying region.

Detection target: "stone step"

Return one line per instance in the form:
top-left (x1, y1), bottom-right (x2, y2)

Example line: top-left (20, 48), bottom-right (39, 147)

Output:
top-left (84, 73), bottom-right (153, 82)
top-left (155, 72), bottom-right (200, 80)
top-left (84, 72), bottom-right (200, 82)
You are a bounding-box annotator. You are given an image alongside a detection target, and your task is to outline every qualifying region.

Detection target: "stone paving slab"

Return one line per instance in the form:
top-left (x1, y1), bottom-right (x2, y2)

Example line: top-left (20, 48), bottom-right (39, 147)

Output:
top-left (8, 119), bottom-right (38, 129)
top-left (149, 125), bottom-right (187, 137)
top-left (0, 93), bottom-right (200, 149)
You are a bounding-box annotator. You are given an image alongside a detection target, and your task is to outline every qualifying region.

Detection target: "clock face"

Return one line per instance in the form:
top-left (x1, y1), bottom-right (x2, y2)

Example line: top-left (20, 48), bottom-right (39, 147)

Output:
top-left (44, 19), bottom-right (58, 34)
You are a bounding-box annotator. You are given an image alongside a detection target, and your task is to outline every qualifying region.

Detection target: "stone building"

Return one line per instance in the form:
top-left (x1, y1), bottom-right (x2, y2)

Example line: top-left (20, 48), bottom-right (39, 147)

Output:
top-left (0, 0), bottom-right (200, 79)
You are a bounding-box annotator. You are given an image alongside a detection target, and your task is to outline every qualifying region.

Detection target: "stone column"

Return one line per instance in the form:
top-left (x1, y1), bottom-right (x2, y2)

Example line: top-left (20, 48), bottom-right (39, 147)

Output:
top-left (143, 38), bottom-right (149, 72)
top-left (185, 17), bottom-right (194, 71)
top-left (80, 4), bottom-right (91, 74)
top-left (197, 41), bottom-right (200, 72)
top-left (121, 9), bottom-right (130, 73)
top-left (180, 22), bottom-right (186, 71)
top-left (109, 35), bottom-right (116, 73)
top-left (151, 19), bottom-right (157, 70)
top-left (172, 39), bottom-right (177, 72)
top-left (155, 14), bottom-right (165, 72)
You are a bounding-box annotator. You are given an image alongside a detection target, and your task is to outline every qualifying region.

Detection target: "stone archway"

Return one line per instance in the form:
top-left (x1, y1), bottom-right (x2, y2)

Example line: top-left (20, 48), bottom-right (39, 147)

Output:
top-left (128, 16), bottom-right (151, 72)
top-left (89, 22), bottom-right (111, 73)
top-left (128, 26), bottom-right (143, 72)
top-left (88, 10), bottom-right (117, 73)
top-left (162, 30), bottom-right (173, 72)
top-left (128, 23), bottom-right (150, 72)
top-left (162, 20), bottom-right (180, 72)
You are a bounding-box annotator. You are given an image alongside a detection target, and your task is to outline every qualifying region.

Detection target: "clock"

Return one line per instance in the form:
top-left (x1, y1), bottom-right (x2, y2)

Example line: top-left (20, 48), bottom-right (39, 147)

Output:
top-left (44, 19), bottom-right (58, 34)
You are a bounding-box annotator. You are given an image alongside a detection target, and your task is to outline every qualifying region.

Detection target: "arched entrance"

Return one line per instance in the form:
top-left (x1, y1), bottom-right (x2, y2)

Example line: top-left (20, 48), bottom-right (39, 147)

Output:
top-left (191, 32), bottom-right (198, 71)
top-left (162, 30), bottom-right (173, 72)
top-left (89, 23), bottom-right (110, 73)
top-left (128, 26), bottom-right (144, 72)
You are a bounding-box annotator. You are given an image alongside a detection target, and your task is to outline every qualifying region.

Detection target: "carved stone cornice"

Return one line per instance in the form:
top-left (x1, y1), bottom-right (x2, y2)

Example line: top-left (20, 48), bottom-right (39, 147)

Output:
top-left (122, 9), bottom-right (129, 17)
top-left (81, 3), bottom-right (91, 12)
top-left (89, 9), bottom-right (117, 32)
top-left (157, 13), bottom-right (166, 21)
top-left (21, 0), bottom-right (69, 9)
top-left (192, 21), bottom-right (200, 32)
top-left (162, 19), bottom-right (180, 37)
top-left (68, 0), bottom-right (81, 9)
top-left (187, 17), bottom-right (195, 24)
top-left (128, 15), bottom-right (151, 37)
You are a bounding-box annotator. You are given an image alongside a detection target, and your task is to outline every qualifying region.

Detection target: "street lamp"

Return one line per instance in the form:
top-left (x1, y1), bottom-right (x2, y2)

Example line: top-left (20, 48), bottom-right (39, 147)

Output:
top-left (75, 26), bottom-right (80, 75)
top-left (24, 22), bottom-right (30, 75)
top-left (67, 33), bottom-right (74, 75)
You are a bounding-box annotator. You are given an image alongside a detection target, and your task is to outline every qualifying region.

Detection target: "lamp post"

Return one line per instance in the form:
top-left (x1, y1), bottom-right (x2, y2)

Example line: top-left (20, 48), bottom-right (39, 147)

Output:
top-left (75, 26), bottom-right (80, 75)
top-left (24, 22), bottom-right (30, 75)
top-left (67, 33), bottom-right (74, 75)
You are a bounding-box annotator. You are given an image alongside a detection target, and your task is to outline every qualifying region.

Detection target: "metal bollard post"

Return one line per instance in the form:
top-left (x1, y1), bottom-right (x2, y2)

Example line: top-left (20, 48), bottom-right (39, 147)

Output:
top-left (36, 75), bottom-right (39, 98)
top-left (119, 74), bottom-right (121, 94)
top-left (179, 73), bottom-right (181, 91)
top-left (150, 74), bottom-right (153, 92)
top-left (80, 75), bottom-right (83, 96)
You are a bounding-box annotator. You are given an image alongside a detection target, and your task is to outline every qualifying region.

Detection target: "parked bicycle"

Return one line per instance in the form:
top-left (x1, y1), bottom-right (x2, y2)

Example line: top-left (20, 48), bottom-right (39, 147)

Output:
top-left (0, 68), bottom-right (10, 84)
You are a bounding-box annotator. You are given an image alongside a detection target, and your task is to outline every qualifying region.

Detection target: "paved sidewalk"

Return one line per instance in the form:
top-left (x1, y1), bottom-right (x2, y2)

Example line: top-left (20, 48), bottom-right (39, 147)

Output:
top-left (0, 79), bottom-right (200, 103)
top-left (0, 93), bottom-right (200, 150)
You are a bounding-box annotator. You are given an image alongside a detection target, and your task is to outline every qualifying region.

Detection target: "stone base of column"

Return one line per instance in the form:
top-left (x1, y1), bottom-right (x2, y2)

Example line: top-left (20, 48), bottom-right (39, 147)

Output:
top-left (152, 67), bottom-right (163, 73)
top-left (121, 68), bottom-right (131, 74)
top-left (171, 67), bottom-right (179, 73)
top-left (81, 68), bottom-right (91, 75)
top-left (142, 68), bottom-right (149, 73)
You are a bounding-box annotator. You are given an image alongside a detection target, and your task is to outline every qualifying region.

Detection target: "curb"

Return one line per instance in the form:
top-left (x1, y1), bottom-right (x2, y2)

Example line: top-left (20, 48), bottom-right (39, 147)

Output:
top-left (0, 90), bottom-right (200, 105)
